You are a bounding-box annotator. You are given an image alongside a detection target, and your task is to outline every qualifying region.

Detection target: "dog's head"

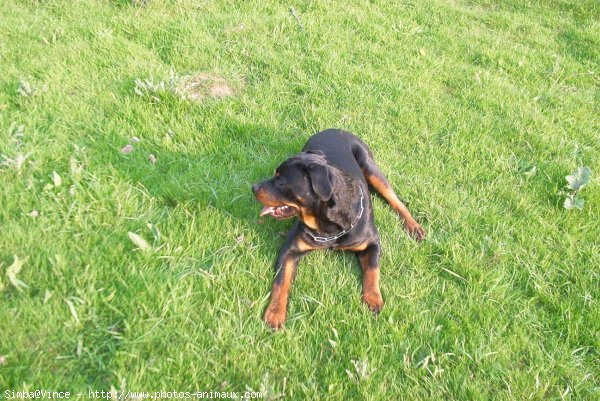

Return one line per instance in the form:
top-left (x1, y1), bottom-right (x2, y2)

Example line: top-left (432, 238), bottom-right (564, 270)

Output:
top-left (252, 151), bottom-right (333, 228)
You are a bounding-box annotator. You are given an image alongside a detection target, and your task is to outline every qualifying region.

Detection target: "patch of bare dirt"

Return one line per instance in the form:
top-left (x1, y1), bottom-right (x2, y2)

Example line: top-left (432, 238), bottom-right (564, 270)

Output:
top-left (175, 73), bottom-right (235, 102)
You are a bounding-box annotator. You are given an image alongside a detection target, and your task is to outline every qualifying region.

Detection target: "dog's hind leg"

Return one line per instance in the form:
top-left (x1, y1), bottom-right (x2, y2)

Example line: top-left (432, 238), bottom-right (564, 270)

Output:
top-left (352, 144), bottom-right (426, 240)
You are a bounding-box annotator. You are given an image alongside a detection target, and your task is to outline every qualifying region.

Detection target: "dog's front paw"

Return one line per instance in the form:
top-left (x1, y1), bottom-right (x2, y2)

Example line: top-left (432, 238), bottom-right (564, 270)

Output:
top-left (404, 220), bottom-right (426, 241)
top-left (264, 304), bottom-right (287, 330)
top-left (362, 291), bottom-right (384, 314)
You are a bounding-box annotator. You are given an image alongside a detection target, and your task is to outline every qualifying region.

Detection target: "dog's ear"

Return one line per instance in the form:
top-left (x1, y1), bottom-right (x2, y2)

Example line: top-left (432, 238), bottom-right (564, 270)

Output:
top-left (307, 163), bottom-right (333, 201)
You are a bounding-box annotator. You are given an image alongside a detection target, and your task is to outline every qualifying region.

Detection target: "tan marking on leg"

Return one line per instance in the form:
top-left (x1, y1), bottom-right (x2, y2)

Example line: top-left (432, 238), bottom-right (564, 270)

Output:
top-left (337, 241), bottom-right (370, 251)
top-left (358, 253), bottom-right (383, 314)
top-left (367, 175), bottom-right (426, 241)
top-left (296, 238), bottom-right (317, 252)
top-left (264, 259), bottom-right (295, 329)
top-left (368, 175), bottom-right (412, 219)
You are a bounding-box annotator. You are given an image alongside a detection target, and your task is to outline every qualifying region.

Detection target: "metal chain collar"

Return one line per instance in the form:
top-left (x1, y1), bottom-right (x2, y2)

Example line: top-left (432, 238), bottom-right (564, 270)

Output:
top-left (303, 186), bottom-right (365, 242)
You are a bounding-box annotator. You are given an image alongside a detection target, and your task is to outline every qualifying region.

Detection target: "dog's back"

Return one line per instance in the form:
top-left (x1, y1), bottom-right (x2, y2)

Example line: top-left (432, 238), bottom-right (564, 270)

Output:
top-left (303, 129), bottom-right (365, 181)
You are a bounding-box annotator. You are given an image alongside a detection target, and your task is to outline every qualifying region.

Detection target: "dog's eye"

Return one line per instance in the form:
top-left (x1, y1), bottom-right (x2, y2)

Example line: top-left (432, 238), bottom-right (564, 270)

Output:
top-left (275, 175), bottom-right (284, 186)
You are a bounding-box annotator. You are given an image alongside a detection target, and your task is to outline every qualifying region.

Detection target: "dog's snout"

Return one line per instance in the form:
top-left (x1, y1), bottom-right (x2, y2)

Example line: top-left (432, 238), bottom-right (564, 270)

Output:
top-left (251, 183), bottom-right (260, 195)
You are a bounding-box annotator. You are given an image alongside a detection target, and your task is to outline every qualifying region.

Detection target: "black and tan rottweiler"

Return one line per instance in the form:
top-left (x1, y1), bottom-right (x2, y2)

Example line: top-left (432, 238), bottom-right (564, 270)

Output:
top-left (252, 129), bottom-right (426, 329)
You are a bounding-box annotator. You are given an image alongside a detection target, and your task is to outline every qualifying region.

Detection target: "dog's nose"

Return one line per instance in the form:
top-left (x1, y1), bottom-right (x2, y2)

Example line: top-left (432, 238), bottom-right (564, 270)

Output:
top-left (251, 183), bottom-right (260, 195)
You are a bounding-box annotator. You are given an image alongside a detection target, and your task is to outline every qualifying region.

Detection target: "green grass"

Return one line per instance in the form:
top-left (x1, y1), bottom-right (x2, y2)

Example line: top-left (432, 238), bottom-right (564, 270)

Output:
top-left (1, 0), bottom-right (598, 399)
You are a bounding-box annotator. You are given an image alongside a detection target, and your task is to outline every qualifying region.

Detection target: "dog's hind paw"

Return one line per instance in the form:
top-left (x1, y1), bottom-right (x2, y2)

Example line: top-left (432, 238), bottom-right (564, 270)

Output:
top-left (404, 220), bottom-right (426, 241)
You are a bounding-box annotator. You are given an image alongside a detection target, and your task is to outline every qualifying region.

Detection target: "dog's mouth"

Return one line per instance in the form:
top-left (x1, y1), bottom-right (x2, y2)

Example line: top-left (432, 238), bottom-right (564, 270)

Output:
top-left (259, 205), bottom-right (298, 220)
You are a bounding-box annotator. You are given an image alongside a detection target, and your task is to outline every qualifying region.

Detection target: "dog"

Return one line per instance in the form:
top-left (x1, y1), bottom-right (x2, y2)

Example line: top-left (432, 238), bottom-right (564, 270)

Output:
top-left (252, 129), bottom-right (426, 329)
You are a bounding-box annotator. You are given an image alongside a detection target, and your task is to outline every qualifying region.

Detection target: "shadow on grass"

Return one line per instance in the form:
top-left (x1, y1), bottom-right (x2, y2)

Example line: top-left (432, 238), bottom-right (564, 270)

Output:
top-left (107, 120), bottom-right (295, 216)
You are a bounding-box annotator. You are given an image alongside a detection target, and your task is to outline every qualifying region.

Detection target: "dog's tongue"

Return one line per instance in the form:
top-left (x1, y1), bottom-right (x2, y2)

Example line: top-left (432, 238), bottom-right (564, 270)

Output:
top-left (260, 206), bottom-right (276, 217)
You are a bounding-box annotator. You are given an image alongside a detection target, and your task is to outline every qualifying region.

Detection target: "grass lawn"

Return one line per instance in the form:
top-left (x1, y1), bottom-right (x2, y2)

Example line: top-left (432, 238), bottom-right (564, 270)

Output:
top-left (1, 0), bottom-right (598, 399)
